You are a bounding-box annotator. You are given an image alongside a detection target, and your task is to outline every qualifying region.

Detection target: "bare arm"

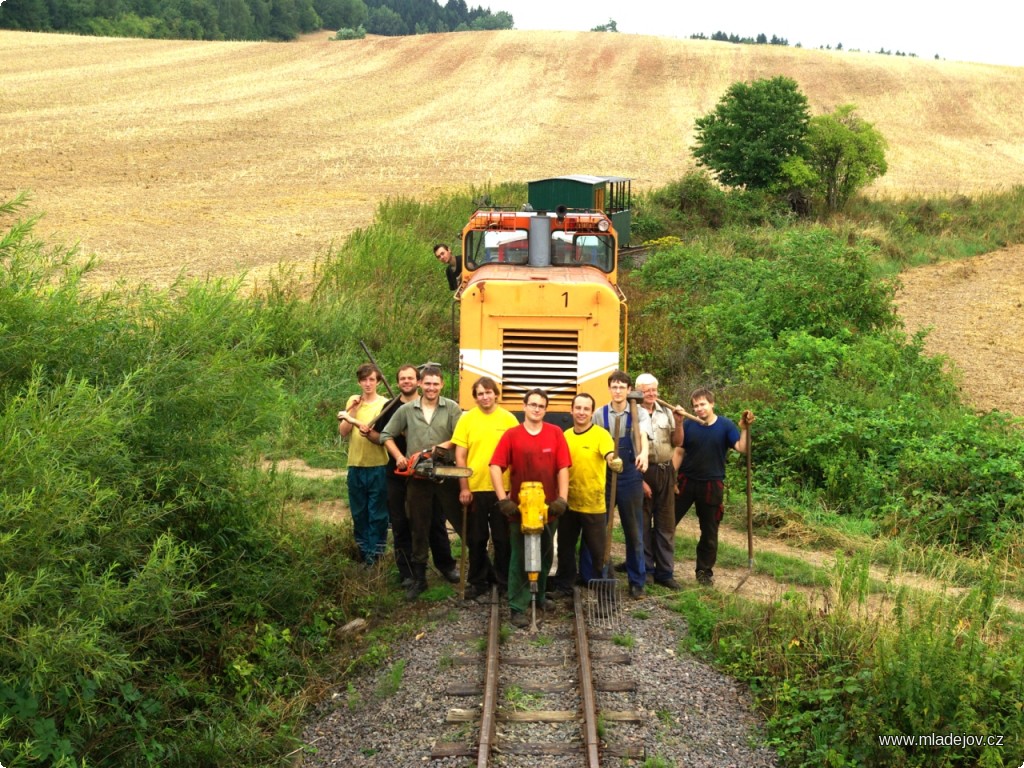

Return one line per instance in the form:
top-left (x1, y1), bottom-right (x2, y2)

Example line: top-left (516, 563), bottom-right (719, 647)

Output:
top-left (490, 464), bottom-right (507, 499)
top-left (671, 409), bottom-right (683, 448)
top-left (456, 445), bottom-right (472, 505)
top-left (636, 430), bottom-right (649, 474)
top-left (338, 394), bottom-right (361, 438)
top-left (733, 410), bottom-right (755, 454)
top-left (557, 466), bottom-right (569, 501)
top-left (382, 437), bottom-right (407, 470)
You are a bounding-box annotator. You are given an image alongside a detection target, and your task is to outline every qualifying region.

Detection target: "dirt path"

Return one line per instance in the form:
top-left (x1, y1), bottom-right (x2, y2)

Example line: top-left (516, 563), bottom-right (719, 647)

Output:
top-left (691, 517), bottom-right (1024, 615)
top-left (268, 460), bottom-right (1023, 615)
top-left (895, 244), bottom-right (1024, 417)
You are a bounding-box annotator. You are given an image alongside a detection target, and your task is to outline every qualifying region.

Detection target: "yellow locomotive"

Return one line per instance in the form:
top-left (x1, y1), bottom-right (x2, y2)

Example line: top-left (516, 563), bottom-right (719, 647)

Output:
top-left (455, 175), bottom-right (631, 422)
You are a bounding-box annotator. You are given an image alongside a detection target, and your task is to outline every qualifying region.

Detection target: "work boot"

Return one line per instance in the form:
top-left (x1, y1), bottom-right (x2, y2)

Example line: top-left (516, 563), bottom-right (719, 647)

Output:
top-left (510, 611), bottom-right (529, 629)
top-left (441, 567), bottom-right (460, 584)
top-left (405, 564), bottom-right (428, 601)
top-left (695, 570), bottom-right (714, 588)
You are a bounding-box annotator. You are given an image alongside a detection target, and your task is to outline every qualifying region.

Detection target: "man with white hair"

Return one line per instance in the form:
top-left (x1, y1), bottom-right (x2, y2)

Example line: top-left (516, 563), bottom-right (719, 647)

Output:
top-left (635, 372), bottom-right (683, 589)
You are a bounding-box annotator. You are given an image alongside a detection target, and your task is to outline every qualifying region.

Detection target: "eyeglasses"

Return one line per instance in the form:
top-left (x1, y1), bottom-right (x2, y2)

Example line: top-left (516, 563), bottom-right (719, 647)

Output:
top-left (525, 402), bottom-right (546, 409)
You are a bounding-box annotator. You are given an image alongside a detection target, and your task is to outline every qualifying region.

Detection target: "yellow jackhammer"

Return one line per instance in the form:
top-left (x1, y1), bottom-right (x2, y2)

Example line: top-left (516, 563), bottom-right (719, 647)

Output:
top-left (518, 481), bottom-right (548, 633)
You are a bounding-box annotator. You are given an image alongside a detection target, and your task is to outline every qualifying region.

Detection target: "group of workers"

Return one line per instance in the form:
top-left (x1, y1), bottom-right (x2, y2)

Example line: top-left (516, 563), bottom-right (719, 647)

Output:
top-left (339, 362), bottom-right (754, 629)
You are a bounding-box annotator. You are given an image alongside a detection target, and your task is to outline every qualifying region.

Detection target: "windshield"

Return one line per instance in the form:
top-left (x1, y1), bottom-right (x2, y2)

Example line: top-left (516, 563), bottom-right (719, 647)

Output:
top-left (465, 230), bottom-right (614, 272)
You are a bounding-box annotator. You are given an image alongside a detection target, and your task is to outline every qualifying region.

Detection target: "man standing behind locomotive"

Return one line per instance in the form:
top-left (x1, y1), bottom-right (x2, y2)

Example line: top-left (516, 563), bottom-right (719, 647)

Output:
top-left (673, 387), bottom-right (754, 587)
top-left (433, 243), bottom-right (461, 291)
top-left (489, 389), bottom-right (571, 628)
top-left (370, 364), bottom-right (460, 590)
top-left (635, 373), bottom-right (683, 590)
top-left (451, 377), bottom-right (519, 599)
top-left (337, 363), bottom-right (390, 565)
top-left (379, 365), bottom-right (465, 600)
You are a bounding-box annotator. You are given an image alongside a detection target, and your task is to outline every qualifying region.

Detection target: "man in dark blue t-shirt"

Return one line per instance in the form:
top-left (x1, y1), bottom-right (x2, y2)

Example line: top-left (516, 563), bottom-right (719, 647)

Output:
top-left (673, 387), bottom-right (754, 587)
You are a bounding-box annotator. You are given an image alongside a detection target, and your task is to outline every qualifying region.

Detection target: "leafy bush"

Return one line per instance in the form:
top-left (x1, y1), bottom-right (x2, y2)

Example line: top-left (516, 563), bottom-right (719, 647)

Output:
top-left (633, 172), bottom-right (794, 239)
top-left (632, 227), bottom-right (897, 381)
top-left (332, 25), bottom-right (366, 40)
top-left (0, 197), bottom-right (355, 767)
top-left (629, 224), bottom-right (1024, 550)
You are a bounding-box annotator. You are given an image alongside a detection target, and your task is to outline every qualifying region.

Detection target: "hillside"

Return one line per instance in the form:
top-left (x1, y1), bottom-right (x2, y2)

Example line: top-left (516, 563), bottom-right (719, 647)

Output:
top-left (3, 29), bottom-right (1023, 287)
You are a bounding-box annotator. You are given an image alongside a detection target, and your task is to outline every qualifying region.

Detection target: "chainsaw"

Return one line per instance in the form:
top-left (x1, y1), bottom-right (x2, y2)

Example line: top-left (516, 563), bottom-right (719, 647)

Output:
top-left (394, 448), bottom-right (473, 483)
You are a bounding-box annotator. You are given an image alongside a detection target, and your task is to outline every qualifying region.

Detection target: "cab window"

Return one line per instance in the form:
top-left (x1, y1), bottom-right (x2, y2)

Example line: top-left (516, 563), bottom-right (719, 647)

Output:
top-left (465, 229), bottom-right (529, 268)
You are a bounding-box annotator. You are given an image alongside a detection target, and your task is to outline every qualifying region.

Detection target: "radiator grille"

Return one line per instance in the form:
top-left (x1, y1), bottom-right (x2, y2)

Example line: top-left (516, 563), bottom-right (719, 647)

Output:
top-left (500, 329), bottom-right (579, 406)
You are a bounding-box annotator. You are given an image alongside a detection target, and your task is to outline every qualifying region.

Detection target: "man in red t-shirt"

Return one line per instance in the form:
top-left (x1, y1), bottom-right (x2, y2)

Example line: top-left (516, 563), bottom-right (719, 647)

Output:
top-left (489, 389), bottom-right (571, 628)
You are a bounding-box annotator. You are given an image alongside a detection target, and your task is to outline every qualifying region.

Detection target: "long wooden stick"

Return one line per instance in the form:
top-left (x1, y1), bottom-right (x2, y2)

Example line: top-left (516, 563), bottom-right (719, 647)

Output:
top-left (459, 503), bottom-right (469, 600)
top-left (734, 424), bottom-right (755, 592)
top-left (656, 398), bottom-right (707, 425)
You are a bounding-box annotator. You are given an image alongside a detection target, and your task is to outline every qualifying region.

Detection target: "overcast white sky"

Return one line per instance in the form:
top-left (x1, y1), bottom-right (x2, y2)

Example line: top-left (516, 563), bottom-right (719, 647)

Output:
top-left (491, 1), bottom-right (1022, 68)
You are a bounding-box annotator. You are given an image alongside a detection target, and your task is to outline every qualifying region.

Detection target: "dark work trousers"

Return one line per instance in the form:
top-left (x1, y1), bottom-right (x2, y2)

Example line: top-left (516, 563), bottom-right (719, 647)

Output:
top-left (642, 462), bottom-right (677, 582)
top-left (674, 476), bottom-right (725, 578)
top-left (387, 473), bottom-right (457, 581)
top-left (468, 490), bottom-right (509, 592)
top-left (406, 478), bottom-right (464, 569)
top-left (553, 509), bottom-right (607, 591)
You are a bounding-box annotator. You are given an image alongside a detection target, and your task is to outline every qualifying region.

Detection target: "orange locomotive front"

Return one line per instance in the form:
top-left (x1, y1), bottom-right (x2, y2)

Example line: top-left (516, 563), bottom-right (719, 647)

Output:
top-left (455, 206), bottom-right (627, 423)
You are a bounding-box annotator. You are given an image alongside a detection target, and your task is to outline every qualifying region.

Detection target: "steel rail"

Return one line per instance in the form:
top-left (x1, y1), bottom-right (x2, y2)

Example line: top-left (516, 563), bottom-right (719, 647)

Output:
top-left (476, 587), bottom-right (501, 767)
top-left (573, 586), bottom-right (602, 768)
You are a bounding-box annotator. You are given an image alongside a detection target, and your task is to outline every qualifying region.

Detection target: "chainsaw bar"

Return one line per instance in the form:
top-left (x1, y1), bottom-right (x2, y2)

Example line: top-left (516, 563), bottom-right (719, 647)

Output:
top-left (430, 466), bottom-right (473, 479)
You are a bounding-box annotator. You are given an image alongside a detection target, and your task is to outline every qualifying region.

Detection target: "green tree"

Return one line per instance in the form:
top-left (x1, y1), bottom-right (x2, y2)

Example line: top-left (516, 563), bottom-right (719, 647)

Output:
top-left (692, 75), bottom-right (811, 190)
top-left (806, 104), bottom-right (888, 211)
top-left (471, 10), bottom-right (511, 30)
top-left (591, 18), bottom-right (617, 32)
top-left (366, 4), bottom-right (406, 34)
top-left (0, 0), bottom-right (54, 29)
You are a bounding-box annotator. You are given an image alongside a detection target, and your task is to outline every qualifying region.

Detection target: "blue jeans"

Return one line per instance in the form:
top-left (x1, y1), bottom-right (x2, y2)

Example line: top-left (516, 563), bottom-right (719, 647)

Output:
top-left (348, 465), bottom-right (389, 563)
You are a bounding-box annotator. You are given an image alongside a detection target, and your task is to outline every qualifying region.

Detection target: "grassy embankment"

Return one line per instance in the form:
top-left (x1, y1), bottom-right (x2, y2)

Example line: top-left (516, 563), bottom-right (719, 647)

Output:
top-left (2, 180), bottom-right (1022, 766)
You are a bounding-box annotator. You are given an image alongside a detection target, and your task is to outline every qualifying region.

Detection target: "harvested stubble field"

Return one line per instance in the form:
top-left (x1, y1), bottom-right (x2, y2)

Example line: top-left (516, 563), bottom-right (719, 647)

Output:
top-left (3, 28), bottom-right (1024, 413)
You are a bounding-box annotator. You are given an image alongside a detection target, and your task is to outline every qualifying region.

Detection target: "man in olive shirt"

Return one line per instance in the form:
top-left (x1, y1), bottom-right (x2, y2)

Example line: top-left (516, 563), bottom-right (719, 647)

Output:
top-left (379, 365), bottom-right (464, 600)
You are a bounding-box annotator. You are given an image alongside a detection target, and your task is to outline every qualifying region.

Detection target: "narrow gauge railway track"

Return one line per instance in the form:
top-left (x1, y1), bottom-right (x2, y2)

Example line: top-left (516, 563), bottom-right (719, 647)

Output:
top-left (431, 587), bottom-right (645, 766)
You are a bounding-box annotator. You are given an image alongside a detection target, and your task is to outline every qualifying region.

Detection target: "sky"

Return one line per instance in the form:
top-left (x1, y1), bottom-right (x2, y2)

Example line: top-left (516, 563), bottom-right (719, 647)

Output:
top-left (491, 1), bottom-right (1023, 68)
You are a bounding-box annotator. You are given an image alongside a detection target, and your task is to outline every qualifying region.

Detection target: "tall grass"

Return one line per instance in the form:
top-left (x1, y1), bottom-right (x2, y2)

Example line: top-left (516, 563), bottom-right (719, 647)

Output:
top-left (674, 558), bottom-right (1024, 767)
top-left (844, 186), bottom-right (1024, 274)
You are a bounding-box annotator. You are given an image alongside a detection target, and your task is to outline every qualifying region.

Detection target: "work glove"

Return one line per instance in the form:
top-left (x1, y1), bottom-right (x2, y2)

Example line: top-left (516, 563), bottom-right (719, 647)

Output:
top-left (608, 456), bottom-right (624, 474)
top-left (497, 498), bottom-right (519, 519)
top-left (547, 498), bottom-right (568, 519)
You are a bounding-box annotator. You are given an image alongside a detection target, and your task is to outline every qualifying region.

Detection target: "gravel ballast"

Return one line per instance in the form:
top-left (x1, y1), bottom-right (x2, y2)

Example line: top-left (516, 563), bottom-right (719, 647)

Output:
top-left (299, 589), bottom-right (779, 767)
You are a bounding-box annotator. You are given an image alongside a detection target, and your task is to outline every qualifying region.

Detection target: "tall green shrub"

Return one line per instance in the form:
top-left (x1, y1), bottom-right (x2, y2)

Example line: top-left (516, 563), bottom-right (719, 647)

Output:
top-left (0, 197), bottom-right (349, 766)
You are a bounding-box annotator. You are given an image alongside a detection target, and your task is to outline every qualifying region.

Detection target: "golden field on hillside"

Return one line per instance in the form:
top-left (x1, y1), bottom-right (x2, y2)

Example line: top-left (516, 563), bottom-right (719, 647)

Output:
top-left (3, 29), bottom-right (1023, 287)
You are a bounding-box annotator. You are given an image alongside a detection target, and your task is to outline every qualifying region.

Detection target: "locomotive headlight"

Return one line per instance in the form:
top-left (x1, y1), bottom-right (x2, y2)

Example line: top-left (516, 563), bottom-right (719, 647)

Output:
top-left (597, 219), bottom-right (610, 232)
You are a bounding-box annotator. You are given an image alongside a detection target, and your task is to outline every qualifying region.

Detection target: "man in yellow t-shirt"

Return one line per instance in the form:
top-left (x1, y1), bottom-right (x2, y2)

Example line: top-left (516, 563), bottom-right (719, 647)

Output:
top-left (552, 393), bottom-right (622, 596)
top-left (452, 377), bottom-right (520, 598)
top-left (338, 363), bottom-right (389, 564)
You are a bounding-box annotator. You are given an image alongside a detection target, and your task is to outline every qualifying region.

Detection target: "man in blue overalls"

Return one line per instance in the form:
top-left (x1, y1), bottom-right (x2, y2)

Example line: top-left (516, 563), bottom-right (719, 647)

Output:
top-left (580, 370), bottom-right (651, 598)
